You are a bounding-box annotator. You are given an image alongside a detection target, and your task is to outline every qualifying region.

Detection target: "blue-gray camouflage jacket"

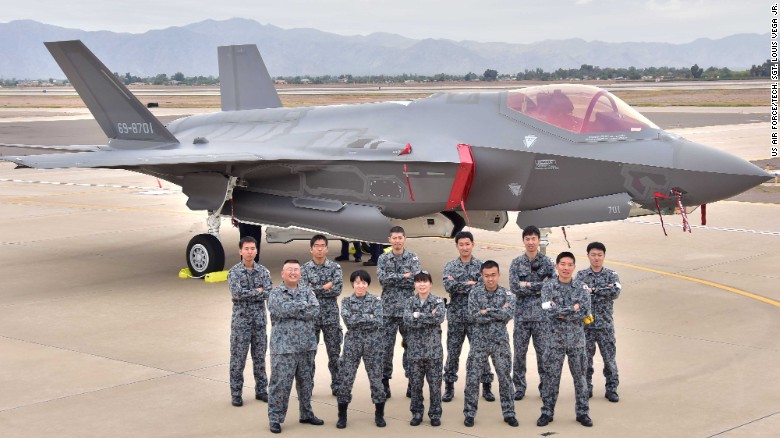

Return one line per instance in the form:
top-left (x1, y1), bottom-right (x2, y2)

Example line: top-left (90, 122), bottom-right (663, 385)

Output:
top-left (509, 253), bottom-right (555, 322)
top-left (377, 249), bottom-right (421, 317)
top-left (575, 267), bottom-right (621, 329)
top-left (299, 258), bottom-right (343, 326)
top-left (403, 293), bottom-right (446, 360)
top-left (442, 257), bottom-right (483, 324)
top-left (541, 279), bottom-right (591, 349)
top-left (228, 261), bottom-right (273, 319)
top-left (467, 284), bottom-right (516, 348)
top-left (268, 284), bottom-right (320, 354)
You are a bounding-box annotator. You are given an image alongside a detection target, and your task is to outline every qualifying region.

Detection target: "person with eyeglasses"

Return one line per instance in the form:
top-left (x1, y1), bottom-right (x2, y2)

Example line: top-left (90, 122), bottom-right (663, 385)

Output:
top-left (403, 271), bottom-right (446, 427)
top-left (509, 225), bottom-right (556, 401)
top-left (442, 231), bottom-right (496, 403)
top-left (227, 236), bottom-right (273, 407)
top-left (377, 226), bottom-right (421, 398)
top-left (463, 260), bottom-right (518, 428)
top-left (335, 270), bottom-right (387, 429)
top-left (537, 252), bottom-right (592, 428)
top-left (267, 259), bottom-right (324, 433)
top-left (299, 235), bottom-right (344, 396)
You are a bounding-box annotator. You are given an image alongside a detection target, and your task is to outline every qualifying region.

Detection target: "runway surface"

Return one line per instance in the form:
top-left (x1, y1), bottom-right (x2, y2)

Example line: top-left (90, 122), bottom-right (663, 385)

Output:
top-left (0, 105), bottom-right (778, 437)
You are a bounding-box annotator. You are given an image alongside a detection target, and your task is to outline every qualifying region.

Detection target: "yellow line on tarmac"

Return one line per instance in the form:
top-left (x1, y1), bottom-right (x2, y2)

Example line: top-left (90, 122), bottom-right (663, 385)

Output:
top-left (480, 240), bottom-right (780, 309)
top-left (606, 260), bottom-right (780, 308)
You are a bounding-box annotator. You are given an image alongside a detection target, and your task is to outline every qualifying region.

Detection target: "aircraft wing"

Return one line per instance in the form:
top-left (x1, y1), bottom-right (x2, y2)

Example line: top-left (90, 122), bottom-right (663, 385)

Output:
top-left (0, 134), bottom-right (416, 169)
top-left (0, 143), bottom-right (104, 152)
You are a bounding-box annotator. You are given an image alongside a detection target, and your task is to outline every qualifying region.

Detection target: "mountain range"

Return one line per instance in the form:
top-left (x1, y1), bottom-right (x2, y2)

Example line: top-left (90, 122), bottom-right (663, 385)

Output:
top-left (0, 19), bottom-right (767, 79)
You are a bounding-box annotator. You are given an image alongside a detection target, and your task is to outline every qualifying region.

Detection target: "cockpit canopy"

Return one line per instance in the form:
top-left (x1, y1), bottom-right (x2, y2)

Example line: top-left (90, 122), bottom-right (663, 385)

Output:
top-left (506, 84), bottom-right (659, 134)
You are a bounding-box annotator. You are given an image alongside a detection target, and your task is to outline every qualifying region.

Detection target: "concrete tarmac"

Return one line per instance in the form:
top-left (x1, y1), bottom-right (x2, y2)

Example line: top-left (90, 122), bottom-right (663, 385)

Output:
top-left (0, 110), bottom-right (778, 437)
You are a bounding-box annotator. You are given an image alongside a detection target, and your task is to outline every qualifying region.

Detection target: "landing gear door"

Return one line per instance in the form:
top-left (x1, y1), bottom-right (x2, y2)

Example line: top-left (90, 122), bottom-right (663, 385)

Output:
top-left (455, 210), bottom-right (508, 232)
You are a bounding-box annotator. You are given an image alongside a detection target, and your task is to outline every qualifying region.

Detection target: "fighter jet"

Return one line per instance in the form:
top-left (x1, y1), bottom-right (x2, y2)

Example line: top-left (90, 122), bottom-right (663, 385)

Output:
top-left (1, 41), bottom-right (771, 276)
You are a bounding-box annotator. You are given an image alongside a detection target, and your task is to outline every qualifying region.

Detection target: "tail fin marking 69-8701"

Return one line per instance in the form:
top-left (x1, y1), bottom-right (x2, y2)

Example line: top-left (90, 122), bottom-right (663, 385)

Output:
top-left (44, 40), bottom-right (179, 149)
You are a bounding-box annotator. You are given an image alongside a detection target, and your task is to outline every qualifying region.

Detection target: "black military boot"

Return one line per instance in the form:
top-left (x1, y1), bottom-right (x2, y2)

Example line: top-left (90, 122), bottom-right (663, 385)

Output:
top-left (442, 382), bottom-right (455, 402)
top-left (336, 402), bottom-right (348, 429)
top-left (374, 402), bottom-right (386, 427)
top-left (382, 378), bottom-right (391, 399)
top-left (482, 383), bottom-right (495, 402)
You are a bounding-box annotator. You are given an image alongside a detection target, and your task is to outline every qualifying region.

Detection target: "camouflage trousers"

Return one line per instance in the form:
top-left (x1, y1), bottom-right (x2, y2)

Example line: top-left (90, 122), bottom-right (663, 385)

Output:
top-left (336, 335), bottom-right (386, 404)
top-left (409, 357), bottom-right (443, 419)
top-left (586, 326), bottom-right (619, 393)
top-left (268, 351), bottom-right (316, 424)
top-left (540, 344), bottom-right (589, 417)
top-left (229, 306), bottom-right (267, 397)
top-left (463, 343), bottom-right (514, 419)
top-left (512, 320), bottom-right (549, 396)
top-left (382, 315), bottom-right (409, 380)
top-left (443, 322), bottom-right (494, 384)
top-left (315, 323), bottom-right (343, 391)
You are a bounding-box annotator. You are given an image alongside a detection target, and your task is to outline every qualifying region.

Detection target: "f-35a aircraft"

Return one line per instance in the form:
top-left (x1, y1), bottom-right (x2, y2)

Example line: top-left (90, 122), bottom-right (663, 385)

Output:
top-left (2, 41), bottom-right (771, 276)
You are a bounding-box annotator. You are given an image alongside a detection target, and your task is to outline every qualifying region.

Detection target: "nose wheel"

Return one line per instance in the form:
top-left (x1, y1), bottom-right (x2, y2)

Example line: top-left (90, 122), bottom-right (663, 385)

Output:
top-left (186, 233), bottom-right (225, 277)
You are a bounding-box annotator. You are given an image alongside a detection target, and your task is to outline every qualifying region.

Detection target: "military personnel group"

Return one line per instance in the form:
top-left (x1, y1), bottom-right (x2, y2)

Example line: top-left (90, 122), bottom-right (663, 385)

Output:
top-left (227, 225), bottom-right (622, 433)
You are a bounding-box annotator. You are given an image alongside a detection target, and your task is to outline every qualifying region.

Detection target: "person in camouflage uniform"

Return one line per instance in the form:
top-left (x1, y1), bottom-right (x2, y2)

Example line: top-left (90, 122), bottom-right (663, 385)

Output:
top-left (463, 260), bottom-right (519, 428)
top-left (299, 235), bottom-right (343, 395)
top-left (538, 252), bottom-right (593, 428)
top-left (442, 231), bottom-right (495, 403)
top-left (267, 260), bottom-right (324, 434)
top-left (509, 225), bottom-right (555, 400)
top-left (575, 241), bottom-right (622, 403)
top-left (335, 269), bottom-right (387, 429)
top-left (377, 226), bottom-right (420, 398)
top-left (228, 236), bottom-right (273, 407)
top-left (403, 271), bottom-right (446, 426)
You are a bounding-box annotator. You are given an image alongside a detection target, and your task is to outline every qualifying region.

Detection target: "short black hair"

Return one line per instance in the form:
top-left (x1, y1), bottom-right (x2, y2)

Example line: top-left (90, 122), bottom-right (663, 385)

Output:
top-left (310, 234), bottom-right (328, 247)
top-left (556, 252), bottom-right (576, 264)
top-left (454, 230), bottom-right (474, 244)
top-left (389, 226), bottom-right (406, 236)
top-left (350, 269), bottom-right (372, 285)
top-left (282, 259), bottom-right (300, 266)
top-left (522, 225), bottom-right (541, 239)
top-left (238, 236), bottom-right (258, 249)
top-left (586, 241), bottom-right (606, 253)
top-left (413, 271), bottom-right (433, 283)
top-left (481, 260), bottom-right (500, 272)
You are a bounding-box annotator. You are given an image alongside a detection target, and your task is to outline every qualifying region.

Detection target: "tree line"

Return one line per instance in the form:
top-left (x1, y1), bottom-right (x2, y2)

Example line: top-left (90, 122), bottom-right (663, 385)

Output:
top-left (2, 60), bottom-right (775, 87)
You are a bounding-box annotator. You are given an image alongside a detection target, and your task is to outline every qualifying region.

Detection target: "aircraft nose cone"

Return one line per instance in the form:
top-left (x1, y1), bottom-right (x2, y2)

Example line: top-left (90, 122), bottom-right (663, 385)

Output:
top-left (672, 139), bottom-right (773, 204)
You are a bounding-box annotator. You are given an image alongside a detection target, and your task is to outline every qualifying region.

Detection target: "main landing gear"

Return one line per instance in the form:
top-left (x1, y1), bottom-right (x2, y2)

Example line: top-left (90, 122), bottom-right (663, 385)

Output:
top-left (185, 176), bottom-right (237, 277)
top-left (186, 210), bottom-right (226, 277)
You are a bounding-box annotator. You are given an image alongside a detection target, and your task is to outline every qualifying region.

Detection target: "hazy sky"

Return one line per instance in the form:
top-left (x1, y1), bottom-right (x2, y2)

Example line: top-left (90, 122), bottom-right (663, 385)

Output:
top-left (3, 0), bottom-right (765, 44)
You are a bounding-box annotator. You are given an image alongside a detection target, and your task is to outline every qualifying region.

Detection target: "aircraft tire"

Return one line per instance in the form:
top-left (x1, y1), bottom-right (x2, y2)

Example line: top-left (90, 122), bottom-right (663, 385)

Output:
top-left (186, 234), bottom-right (225, 277)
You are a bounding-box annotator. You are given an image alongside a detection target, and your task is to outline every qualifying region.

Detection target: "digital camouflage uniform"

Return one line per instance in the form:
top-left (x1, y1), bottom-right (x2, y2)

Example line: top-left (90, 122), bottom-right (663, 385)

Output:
top-left (267, 284), bottom-right (320, 424)
top-left (228, 261), bottom-right (273, 398)
top-left (442, 257), bottom-right (494, 385)
top-left (540, 279), bottom-right (591, 418)
top-left (377, 249), bottom-right (420, 380)
top-left (403, 293), bottom-right (446, 420)
top-left (576, 267), bottom-right (621, 395)
top-left (336, 292), bottom-right (386, 404)
top-left (509, 253), bottom-right (555, 397)
top-left (299, 258), bottom-right (344, 392)
top-left (463, 284), bottom-right (516, 419)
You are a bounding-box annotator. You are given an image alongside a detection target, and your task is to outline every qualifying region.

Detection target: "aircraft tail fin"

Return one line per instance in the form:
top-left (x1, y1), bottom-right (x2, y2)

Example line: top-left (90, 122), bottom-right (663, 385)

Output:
top-left (218, 44), bottom-right (282, 111)
top-left (44, 41), bottom-right (178, 148)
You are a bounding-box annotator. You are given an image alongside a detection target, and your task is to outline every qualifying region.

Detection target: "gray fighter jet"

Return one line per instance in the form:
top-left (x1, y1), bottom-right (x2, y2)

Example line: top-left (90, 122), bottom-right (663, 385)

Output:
top-left (2, 41), bottom-right (771, 276)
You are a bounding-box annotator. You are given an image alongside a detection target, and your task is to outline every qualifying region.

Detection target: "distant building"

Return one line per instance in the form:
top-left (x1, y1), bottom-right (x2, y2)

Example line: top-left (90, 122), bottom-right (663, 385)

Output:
top-left (274, 79), bottom-right (287, 85)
